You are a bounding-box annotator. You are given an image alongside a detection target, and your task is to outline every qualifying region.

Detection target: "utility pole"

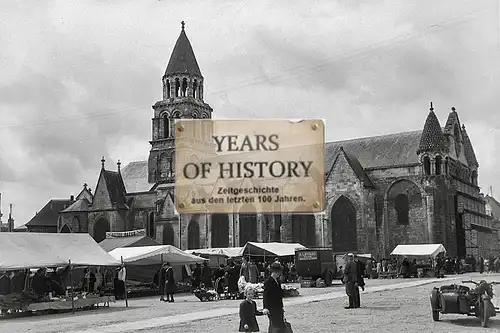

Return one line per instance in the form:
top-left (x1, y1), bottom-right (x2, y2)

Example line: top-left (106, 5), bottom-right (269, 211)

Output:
top-left (8, 204), bottom-right (14, 232)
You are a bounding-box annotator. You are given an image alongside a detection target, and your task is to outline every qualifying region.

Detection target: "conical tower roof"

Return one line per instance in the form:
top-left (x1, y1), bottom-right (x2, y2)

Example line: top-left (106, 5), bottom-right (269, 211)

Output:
top-left (461, 125), bottom-right (479, 167)
top-left (165, 22), bottom-right (202, 77)
top-left (417, 106), bottom-right (445, 154)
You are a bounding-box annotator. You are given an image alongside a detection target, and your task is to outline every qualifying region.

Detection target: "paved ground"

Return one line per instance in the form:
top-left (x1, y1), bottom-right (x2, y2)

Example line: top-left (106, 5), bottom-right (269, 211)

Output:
top-left (1, 273), bottom-right (500, 333)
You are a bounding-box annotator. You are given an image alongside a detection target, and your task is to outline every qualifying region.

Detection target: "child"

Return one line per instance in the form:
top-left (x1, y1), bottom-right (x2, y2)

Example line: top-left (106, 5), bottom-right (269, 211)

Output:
top-left (239, 285), bottom-right (268, 332)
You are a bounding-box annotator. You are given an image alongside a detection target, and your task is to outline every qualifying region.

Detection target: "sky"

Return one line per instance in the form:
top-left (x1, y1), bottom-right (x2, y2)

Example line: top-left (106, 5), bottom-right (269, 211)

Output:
top-left (0, 0), bottom-right (499, 226)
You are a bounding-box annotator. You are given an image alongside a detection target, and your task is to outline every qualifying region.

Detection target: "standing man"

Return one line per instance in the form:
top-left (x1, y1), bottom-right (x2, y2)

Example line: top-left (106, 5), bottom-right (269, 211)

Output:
top-left (343, 253), bottom-right (358, 309)
top-left (353, 255), bottom-right (365, 308)
top-left (158, 263), bottom-right (167, 302)
top-left (240, 257), bottom-right (250, 282)
top-left (263, 262), bottom-right (285, 332)
top-left (164, 262), bottom-right (176, 303)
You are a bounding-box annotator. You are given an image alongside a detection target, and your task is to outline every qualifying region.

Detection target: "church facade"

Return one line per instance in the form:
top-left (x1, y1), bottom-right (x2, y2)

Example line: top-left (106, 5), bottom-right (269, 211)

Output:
top-left (50, 24), bottom-right (499, 259)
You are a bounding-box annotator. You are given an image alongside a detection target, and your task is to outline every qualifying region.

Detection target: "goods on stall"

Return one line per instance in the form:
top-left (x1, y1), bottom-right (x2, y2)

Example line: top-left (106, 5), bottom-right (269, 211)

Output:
top-left (193, 287), bottom-right (218, 302)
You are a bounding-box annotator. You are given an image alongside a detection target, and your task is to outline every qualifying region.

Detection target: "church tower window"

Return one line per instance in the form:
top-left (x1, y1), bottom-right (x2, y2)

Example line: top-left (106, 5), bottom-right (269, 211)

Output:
top-left (175, 78), bottom-right (180, 97)
top-left (182, 78), bottom-right (188, 97)
top-left (423, 156), bottom-right (431, 175)
top-left (193, 79), bottom-right (198, 98)
top-left (395, 194), bottom-right (409, 225)
top-left (435, 156), bottom-right (442, 175)
top-left (166, 80), bottom-right (171, 99)
top-left (163, 115), bottom-right (170, 138)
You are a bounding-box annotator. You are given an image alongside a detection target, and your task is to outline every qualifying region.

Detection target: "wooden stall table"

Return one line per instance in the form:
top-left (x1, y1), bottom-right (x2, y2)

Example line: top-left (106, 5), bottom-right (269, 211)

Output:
top-left (26, 296), bottom-right (115, 312)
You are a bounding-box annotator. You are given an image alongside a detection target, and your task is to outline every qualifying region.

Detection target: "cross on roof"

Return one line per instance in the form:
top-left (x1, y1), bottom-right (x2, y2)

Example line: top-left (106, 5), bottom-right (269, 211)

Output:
top-left (181, 21), bottom-right (185, 30)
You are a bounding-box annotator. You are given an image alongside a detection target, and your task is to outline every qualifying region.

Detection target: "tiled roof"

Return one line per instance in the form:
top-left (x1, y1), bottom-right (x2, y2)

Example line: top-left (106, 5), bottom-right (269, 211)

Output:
top-left (461, 125), bottom-right (479, 167)
top-left (325, 130), bottom-right (422, 171)
top-left (25, 199), bottom-right (72, 227)
top-left (121, 161), bottom-right (153, 193)
top-left (417, 111), bottom-right (445, 154)
top-left (103, 170), bottom-right (127, 207)
top-left (99, 235), bottom-right (159, 252)
top-left (165, 28), bottom-right (202, 77)
top-left (61, 198), bottom-right (90, 213)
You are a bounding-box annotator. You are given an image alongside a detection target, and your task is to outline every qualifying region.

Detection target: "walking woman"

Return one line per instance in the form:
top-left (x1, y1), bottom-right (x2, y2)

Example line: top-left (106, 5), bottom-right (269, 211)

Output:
top-left (263, 262), bottom-right (285, 332)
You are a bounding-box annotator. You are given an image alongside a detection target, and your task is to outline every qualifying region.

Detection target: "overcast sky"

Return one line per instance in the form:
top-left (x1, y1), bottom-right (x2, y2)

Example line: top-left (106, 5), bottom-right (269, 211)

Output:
top-left (0, 0), bottom-right (499, 226)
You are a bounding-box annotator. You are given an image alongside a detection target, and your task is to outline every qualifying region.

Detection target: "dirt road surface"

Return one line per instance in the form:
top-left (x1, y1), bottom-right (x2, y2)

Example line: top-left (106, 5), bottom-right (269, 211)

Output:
top-left (1, 273), bottom-right (499, 333)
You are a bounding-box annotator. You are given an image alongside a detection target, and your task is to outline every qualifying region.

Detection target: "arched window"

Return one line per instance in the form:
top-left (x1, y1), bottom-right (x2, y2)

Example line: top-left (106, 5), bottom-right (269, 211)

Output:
top-left (175, 78), bottom-right (180, 97)
top-left (148, 212), bottom-right (155, 238)
top-left (423, 156), bottom-right (431, 175)
top-left (395, 194), bottom-right (409, 225)
top-left (163, 115), bottom-right (170, 138)
top-left (182, 78), bottom-right (188, 97)
top-left (60, 224), bottom-right (71, 233)
top-left (471, 170), bottom-right (478, 185)
top-left (193, 79), bottom-right (198, 98)
top-left (188, 216), bottom-right (200, 249)
top-left (435, 156), bottom-right (442, 175)
top-left (166, 80), bottom-right (171, 99)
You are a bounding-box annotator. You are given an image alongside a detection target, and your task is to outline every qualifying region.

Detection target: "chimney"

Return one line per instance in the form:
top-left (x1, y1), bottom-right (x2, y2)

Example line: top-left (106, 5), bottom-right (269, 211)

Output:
top-left (117, 159), bottom-right (121, 174)
top-left (8, 204), bottom-right (13, 232)
top-left (70, 195), bottom-right (75, 202)
top-left (0, 193), bottom-right (3, 224)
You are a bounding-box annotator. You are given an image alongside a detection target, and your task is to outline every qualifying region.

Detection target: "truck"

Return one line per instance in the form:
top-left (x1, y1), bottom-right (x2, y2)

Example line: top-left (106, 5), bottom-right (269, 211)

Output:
top-left (294, 248), bottom-right (337, 286)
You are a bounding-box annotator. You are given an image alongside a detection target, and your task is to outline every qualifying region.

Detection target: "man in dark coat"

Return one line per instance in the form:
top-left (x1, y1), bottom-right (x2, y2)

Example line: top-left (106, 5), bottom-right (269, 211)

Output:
top-left (263, 262), bottom-right (285, 332)
top-left (343, 253), bottom-right (358, 309)
top-left (192, 263), bottom-right (202, 291)
top-left (158, 264), bottom-right (166, 301)
top-left (353, 255), bottom-right (365, 308)
top-left (164, 262), bottom-right (175, 302)
top-left (201, 262), bottom-right (212, 288)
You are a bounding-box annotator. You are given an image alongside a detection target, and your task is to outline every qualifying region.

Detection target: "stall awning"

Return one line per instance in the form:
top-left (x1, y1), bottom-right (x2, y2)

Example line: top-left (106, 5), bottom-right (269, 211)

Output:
top-left (0, 233), bottom-right (121, 270)
top-left (239, 242), bottom-right (306, 257)
top-left (390, 244), bottom-right (446, 257)
top-left (185, 247), bottom-right (243, 258)
top-left (109, 245), bottom-right (208, 266)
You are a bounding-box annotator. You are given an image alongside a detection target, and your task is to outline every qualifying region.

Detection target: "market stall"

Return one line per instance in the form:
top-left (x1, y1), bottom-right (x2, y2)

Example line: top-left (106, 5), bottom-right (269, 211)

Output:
top-left (390, 244), bottom-right (446, 278)
top-left (239, 242), bottom-right (306, 260)
top-left (108, 245), bottom-right (208, 297)
top-left (0, 233), bottom-right (121, 314)
top-left (185, 247), bottom-right (242, 268)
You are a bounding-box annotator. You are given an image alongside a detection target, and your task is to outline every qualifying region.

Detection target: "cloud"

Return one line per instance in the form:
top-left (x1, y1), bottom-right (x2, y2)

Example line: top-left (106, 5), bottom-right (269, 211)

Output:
top-left (0, 0), bottom-right (499, 226)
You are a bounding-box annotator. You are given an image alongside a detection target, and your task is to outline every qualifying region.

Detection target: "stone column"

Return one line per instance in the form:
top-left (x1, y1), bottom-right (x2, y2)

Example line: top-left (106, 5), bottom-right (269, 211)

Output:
top-left (425, 194), bottom-right (434, 243)
top-left (382, 199), bottom-right (389, 257)
top-left (228, 214), bottom-right (235, 247)
top-left (430, 158), bottom-right (436, 175)
top-left (170, 77), bottom-right (176, 98)
top-left (187, 78), bottom-right (193, 98)
top-left (280, 214), bottom-right (292, 243)
top-left (205, 213), bottom-right (211, 249)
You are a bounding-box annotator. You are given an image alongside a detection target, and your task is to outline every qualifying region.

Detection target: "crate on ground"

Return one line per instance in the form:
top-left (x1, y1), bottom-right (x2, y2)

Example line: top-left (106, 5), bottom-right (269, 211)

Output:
top-left (300, 279), bottom-right (316, 288)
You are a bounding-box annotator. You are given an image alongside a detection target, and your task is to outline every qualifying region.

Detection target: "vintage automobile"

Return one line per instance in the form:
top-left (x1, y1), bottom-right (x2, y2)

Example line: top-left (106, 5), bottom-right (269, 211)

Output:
top-left (430, 280), bottom-right (500, 327)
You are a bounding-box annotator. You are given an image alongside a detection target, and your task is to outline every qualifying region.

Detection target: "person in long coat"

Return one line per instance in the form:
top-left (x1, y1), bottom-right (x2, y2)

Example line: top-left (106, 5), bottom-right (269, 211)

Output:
top-left (354, 255), bottom-right (365, 308)
top-left (227, 262), bottom-right (239, 299)
top-left (201, 262), bottom-right (212, 288)
top-left (343, 253), bottom-right (358, 309)
top-left (158, 264), bottom-right (166, 301)
top-left (164, 262), bottom-right (175, 302)
top-left (240, 257), bottom-right (249, 282)
top-left (248, 260), bottom-right (259, 284)
top-left (365, 259), bottom-right (373, 279)
top-left (263, 262), bottom-right (286, 332)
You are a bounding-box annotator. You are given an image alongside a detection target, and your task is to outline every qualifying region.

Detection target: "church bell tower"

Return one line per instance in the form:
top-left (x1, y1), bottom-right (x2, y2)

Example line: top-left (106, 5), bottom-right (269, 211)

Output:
top-left (148, 21), bottom-right (213, 184)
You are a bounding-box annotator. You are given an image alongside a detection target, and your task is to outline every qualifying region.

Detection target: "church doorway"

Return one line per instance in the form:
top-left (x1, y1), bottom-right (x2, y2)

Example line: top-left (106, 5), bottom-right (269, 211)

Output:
top-left (188, 216), bottom-right (200, 249)
top-left (211, 214), bottom-right (229, 248)
top-left (60, 225), bottom-right (71, 233)
top-left (163, 224), bottom-right (175, 245)
top-left (330, 196), bottom-right (357, 253)
top-left (291, 214), bottom-right (316, 247)
top-left (93, 218), bottom-right (110, 243)
top-left (239, 205), bottom-right (257, 246)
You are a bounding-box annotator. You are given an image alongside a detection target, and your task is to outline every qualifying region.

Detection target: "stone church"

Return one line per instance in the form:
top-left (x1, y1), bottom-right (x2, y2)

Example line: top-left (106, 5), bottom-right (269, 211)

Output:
top-left (37, 23), bottom-right (499, 259)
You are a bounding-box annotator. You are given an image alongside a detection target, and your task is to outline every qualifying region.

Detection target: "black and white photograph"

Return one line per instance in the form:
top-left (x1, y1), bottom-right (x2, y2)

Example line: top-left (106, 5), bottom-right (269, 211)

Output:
top-left (1, 1), bottom-right (500, 332)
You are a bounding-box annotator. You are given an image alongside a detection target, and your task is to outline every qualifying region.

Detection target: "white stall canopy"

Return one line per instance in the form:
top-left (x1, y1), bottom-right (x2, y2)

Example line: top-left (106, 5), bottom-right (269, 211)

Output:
top-left (109, 245), bottom-right (208, 266)
top-left (186, 247), bottom-right (243, 258)
top-left (0, 233), bottom-right (121, 270)
top-left (390, 244), bottom-right (446, 257)
top-left (239, 242), bottom-right (306, 258)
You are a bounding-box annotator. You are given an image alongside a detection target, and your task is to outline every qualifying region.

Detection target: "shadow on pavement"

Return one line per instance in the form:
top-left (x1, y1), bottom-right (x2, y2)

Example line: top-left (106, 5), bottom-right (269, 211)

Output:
top-left (0, 305), bottom-right (149, 323)
top-left (444, 317), bottom-right (500, 328)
